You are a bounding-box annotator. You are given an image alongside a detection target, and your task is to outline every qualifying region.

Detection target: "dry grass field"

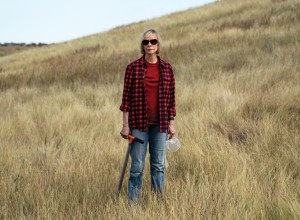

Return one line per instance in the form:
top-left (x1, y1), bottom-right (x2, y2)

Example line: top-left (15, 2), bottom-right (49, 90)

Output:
top-left (0, 0), bottom-right (299, 219)
top-left (0, 43), bottom-right (48, 57)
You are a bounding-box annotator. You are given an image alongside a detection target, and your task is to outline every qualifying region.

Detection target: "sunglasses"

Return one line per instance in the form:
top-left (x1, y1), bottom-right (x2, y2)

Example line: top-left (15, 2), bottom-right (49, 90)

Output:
top-left (142, 39), bottom-right (158, 46)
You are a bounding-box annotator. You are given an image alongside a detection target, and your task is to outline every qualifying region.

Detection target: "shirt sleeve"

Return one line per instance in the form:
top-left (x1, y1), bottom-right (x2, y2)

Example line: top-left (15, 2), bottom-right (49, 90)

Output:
top-left (120, 64), bottom-right (133, 112)
top-left (168, 66), bottom-right (176, 117)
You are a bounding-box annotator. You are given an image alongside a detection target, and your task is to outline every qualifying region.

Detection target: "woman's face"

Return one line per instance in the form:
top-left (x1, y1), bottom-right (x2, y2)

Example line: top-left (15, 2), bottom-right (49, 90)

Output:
top-left (143, 33), bottom-right (158, 56)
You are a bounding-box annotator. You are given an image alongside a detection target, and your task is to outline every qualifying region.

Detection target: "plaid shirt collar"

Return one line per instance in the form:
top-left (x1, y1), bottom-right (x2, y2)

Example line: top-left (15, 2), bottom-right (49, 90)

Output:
top-left (139, 55), bottom-right (167, 70)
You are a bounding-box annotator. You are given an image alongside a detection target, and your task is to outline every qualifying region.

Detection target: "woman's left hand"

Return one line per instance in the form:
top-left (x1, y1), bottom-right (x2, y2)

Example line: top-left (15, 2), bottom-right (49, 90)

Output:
top-left (168, 122), bottom-right (176, 139)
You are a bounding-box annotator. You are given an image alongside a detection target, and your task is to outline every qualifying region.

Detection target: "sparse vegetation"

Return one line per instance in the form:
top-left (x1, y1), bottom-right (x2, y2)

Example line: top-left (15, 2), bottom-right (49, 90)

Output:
top-left (0, 43), bottom-right (49, 57)
top-left (0, 0), bottom-right (299, 219)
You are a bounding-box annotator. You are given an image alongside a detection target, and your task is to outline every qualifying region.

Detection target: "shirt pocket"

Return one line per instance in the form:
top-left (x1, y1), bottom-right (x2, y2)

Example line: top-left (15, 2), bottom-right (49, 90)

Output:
top-left (135, 72), bottom-right (145, 82)
top-left (162, 74), bottom-right (172, 88)
top-left (162, 75), bottom-right (172, 98)
top-left (133, 73), bottom-right (144, 89)
top-left (162, 74), bottom-right (171, 83)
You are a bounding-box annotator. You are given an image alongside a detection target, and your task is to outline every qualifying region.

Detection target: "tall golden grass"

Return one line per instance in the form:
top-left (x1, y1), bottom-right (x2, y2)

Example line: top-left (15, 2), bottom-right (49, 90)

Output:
top-left (0, 0), bottom-right (299, 219)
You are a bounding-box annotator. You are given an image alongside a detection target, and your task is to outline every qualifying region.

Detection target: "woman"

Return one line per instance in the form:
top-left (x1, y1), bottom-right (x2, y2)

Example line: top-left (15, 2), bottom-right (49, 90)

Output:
top-left (120, 29), bottom-right (176, 203)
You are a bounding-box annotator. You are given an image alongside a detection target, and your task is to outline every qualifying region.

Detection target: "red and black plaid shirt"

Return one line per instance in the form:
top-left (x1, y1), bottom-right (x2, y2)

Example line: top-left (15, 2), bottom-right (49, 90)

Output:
top-left (120, 56), bottom-right (176, 132)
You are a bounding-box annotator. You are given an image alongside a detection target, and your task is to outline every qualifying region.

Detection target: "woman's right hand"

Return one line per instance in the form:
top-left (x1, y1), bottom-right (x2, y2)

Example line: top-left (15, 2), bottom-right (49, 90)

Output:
top-left (120, 124), bottom-right (130, 139)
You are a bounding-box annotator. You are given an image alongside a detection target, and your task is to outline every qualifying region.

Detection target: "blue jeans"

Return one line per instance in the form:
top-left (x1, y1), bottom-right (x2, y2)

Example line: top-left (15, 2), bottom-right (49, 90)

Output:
top-left (128, 125), bottom-right (167, 203)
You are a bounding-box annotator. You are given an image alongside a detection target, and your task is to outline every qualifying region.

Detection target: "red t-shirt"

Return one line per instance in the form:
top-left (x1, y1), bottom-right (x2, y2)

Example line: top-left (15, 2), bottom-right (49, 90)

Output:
top-left (145, 61), bottom-right (160, 125)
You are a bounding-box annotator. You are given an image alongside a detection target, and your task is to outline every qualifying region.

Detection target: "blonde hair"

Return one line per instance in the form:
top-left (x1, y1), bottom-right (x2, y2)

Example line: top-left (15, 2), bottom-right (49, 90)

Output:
top-left (140, 29), bottom-right (161, 55)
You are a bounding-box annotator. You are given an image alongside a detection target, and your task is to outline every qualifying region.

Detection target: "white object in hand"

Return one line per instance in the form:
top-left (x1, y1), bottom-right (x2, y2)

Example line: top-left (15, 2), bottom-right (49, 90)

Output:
top-left (166, 136), bottom-right (181, 152)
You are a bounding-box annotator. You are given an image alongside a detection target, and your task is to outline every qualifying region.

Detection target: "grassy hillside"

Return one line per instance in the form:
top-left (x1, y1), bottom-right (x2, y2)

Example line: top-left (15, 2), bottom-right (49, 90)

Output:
top-left (0, 0), bottom-right (299, 219)
top-left (0, 43), bottom-right (48, 57)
